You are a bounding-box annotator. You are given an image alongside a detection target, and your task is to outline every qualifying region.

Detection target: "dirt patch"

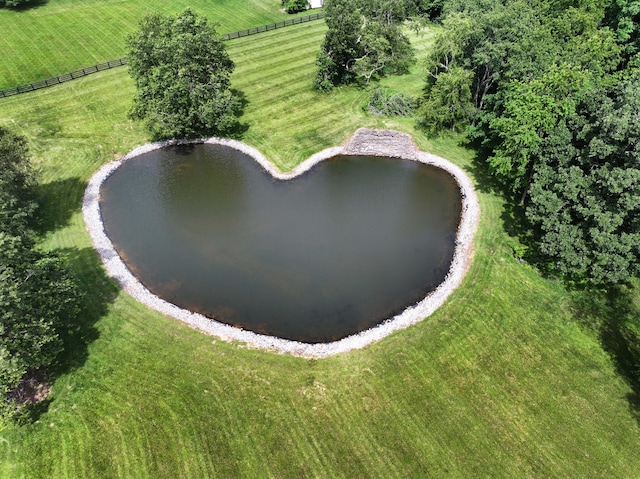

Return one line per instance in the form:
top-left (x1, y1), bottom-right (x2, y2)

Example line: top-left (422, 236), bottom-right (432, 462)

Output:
top-left (8, 371), bottom-right (51, 405)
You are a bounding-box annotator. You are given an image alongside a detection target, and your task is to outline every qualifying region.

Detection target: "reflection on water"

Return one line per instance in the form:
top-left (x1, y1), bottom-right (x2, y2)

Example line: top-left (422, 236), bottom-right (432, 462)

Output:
top-left (100, 144), bottom-right (462, 343)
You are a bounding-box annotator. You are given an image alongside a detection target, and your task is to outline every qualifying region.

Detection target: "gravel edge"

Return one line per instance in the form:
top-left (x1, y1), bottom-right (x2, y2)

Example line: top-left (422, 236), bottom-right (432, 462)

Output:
top-left (82, 130), bottom-right (480, 358)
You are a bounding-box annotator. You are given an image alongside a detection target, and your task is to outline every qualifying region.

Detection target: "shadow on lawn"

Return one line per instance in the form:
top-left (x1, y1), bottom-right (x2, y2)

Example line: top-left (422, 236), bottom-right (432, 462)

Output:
top-left (56, 246), bottom-right (120, 372)
top-left (573, 284), bottom-right (640, 425)
top-left (22, 177), bottom-right (119, 422)
top-left (35, 176), bottom-right (86, 235)
top-left (459, 133), bottom-right (640, 424)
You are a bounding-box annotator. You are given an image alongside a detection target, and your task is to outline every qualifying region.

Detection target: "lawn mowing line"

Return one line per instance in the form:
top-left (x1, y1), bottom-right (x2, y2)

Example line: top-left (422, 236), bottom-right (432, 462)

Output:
top-left (228, 23), bottom-right (326, 57)
top-left (229, 40), bottom-right (321, 65)
top-left (230, 39), bottom-right (322, 67)
top-left (232, 51), bottom-right (318, 81)
top-left (0, 2), bottom-right (320, 88)
top-left (233, 55), bottom-right (317, 83)
top-left (234, 69), bottom-right (315, 97)
top-left (243, 88), bottom-right (331, 116)
top-left (230, 39), bottom-right (320, 69)
top-left (1, 14), bottom-right (325, 95)
top-left (229, 29), bottom-right (323, 58)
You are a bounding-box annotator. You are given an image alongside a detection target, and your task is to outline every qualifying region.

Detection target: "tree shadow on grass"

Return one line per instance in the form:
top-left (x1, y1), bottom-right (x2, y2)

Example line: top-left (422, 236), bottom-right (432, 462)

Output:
top-left (226, 89), bottom-right (250, 139)
top-left (573, 284), bottom-right (640, 425)
top-left (54, 246), bottom-right (120, 374)
top-left (35, 176), bottom-right (86, 235)
top-left (23, 246), bottom-right (119, 423)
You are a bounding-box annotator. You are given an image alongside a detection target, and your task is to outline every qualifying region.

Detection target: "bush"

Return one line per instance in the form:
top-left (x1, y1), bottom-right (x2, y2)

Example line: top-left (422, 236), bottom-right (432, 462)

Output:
top-left (283, 0), bottom-right (308, 13)
top-left (366, 88), bottom-right (416, 117)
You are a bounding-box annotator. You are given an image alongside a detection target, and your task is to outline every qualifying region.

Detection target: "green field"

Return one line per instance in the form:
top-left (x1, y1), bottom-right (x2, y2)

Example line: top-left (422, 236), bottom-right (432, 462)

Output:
top-left (0, 7), bottom-right (639, 479)
top-left (0, 0), bottom-right (309, 90)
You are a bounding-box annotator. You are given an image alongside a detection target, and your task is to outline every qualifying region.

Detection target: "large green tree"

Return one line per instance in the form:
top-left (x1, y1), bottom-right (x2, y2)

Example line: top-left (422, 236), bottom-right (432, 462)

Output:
top-left (0, 234), bottom-right (82, 403)
top-left (127, 9), bottom-right (241, 140)
top-left (526, 70), bottom-right (640, 284)
top-left (420, 0), bottom-right (619, 134)
top-left (0, 127), bottom-right (82, 417)
top-left (313, 0), bottom-right (415, 91)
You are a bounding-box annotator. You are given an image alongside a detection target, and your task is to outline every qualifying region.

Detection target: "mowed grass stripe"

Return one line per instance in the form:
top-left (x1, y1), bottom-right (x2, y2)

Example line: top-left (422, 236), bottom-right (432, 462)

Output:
top-left (229, 21), bottom-right (327, 59)
top-left (0, 0), bottom-right (314, 89)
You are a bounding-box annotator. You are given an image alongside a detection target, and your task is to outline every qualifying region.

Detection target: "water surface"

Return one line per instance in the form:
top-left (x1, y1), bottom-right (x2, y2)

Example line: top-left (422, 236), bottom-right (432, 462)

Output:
top-left (100, 144), bottom-right (462, 342)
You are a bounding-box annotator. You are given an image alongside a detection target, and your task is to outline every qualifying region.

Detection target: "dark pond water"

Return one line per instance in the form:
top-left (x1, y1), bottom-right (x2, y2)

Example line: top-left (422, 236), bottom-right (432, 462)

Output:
top-left (100, 143), bottom-right (462, 343)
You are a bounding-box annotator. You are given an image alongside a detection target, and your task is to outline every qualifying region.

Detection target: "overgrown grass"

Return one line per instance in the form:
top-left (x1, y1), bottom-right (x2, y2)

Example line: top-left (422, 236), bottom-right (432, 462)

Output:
top-left (0, 0), bottom-right (310, 89)
top-left (0, 20), bottom-right (639, 478)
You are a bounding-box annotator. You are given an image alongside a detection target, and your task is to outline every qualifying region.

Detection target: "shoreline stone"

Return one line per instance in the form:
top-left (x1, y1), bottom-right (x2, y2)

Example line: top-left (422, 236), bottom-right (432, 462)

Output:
top-left (82, 129), bottom-right (480, 358)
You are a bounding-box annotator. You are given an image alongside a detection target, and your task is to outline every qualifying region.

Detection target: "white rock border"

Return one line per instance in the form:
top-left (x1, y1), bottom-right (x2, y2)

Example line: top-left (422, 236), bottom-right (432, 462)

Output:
top-left (83, 130), bottom-right (480, 358)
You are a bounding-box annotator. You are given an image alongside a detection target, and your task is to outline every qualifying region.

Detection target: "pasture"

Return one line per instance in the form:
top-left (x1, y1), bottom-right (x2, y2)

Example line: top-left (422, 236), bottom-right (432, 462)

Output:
top-left (0, 4), bottom-right (639, 478)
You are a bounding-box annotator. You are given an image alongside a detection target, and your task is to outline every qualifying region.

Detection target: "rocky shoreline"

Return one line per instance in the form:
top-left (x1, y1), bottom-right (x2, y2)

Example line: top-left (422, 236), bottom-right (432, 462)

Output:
top-left (83, 129), bottom-right (480, 358)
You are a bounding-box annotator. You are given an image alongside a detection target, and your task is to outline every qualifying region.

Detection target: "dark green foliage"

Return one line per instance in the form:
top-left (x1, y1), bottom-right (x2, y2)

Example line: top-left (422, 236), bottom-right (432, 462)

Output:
top-left (482, 66), bottom-right (594, 193)
top-left (420, 0), bottom-right (639, 285)
top-left (0, 127), bottom-right (82, 419)
top-left (313, 0), bottom-right (416, 91)
top-left (127, 9), bottom-right (241, 140)
top-left (367, 88), bottom-right (415, 116)
top-left (525, 70), bottom-right (640, 284)
top-left (418, 64), bottom-right (474, 132)
top-left (421, 0), bottom-right (619, 134)
top-left (0, 0), bottom-right (33, 8)
top-left (313, 0), bottom-right (363, 91)
top-left (0, 126), bottom-right (38, 237)
top-left (605, 0), bottom-right (640, 57)
top-left (0, 235), bottom-right (82, 400)
top-left (283, 0), bottom-right (308, 13)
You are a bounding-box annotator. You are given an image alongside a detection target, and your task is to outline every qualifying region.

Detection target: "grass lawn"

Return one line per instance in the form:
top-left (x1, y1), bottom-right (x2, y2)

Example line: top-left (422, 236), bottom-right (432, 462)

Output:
top-left (0, 16), bottom-right (639, 479)
top-left (0, 0), bottom-right (310, 90)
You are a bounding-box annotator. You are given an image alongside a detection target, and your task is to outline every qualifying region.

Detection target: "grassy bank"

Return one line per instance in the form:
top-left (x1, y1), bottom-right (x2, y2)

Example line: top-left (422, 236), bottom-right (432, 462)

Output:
top-left (0, 20), bottom-right (639, 478)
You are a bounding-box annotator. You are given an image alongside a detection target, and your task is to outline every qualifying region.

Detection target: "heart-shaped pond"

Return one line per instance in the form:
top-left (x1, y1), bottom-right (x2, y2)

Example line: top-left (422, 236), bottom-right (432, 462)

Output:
top-left (85, 131), bottom-right (479, 355)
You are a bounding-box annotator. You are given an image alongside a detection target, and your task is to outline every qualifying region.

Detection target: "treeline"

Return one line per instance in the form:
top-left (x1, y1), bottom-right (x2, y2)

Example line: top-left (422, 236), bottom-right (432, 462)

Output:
top-left (419, 0), bottom-right (639, 286)
top-left (0, 127), bottom-right (82, 422)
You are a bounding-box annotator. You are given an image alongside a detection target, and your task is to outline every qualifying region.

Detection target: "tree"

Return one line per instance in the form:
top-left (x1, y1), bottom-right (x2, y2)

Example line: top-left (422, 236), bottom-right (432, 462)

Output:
top-left (0, 0), bottom-right (33, 8)
top-left (483, 66), bottom-right (594, 197)
top-left (418, 64), bottom-right (474, 133)
top-left (605, 0), bottom-right (640, 57)
top-left (313, 0), bottom-right (364, 91)
top-left (0, 234), bottom-right (82, 403)
top-left (127, 9), bottom-right (241, 140)
top-left (313, 0), bottom-right (415, 91)
top-left (0, 127), bottom-right (82, 418)
top-left (282, 0), bottom-right (308, 13)
top-left (0, 126), bottom-right (37, 237)
top-left (420, 0), bottom-right (619, 136)
top-left (525, 69), bottom-right (640, 284)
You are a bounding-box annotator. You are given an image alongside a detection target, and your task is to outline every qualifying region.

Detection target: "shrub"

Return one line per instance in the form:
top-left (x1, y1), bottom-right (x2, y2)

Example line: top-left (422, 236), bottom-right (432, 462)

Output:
top-left (366, 88), bottom-right (416, 117)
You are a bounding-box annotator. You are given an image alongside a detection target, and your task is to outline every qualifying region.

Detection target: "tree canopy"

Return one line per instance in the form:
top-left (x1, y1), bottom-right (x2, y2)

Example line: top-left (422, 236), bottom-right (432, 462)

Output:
top-left (418, 0), bottom-right (640, 285)
top-left (127, 9), bottom-right (242, 140)
top-left (0, 126), bottom-right (82, 418)
top-left (526, 69), bottom-right (640, 284)
top-left (0, 0), bottom-right (33, 8)
top-left (313, 0), bottom-right (416, 91)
